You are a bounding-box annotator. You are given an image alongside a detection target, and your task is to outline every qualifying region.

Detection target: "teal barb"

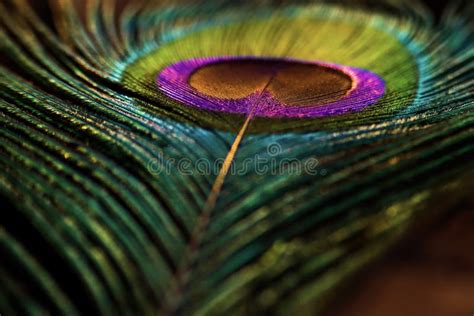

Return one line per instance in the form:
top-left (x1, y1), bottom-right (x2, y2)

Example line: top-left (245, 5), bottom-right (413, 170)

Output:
top-left (0, 0), bottom-right (473, 315)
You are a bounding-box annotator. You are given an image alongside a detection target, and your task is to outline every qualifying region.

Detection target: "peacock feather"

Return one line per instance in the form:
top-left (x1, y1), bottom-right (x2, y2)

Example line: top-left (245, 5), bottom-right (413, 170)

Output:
top-left (0, 0), bottom-right (473, 315)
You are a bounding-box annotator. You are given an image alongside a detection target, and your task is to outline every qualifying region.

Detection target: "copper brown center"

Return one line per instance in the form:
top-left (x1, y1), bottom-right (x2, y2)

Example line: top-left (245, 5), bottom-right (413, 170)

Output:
top-left (189, 59), bottom-right (352, 106)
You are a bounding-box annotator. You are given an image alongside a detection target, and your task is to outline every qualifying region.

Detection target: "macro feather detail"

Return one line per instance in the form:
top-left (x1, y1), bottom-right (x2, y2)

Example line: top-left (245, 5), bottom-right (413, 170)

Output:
top-left (0, 0), bottom-right (473, 315)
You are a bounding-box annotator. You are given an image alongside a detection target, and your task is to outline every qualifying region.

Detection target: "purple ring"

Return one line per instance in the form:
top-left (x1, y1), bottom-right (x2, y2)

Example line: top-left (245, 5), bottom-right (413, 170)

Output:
top-left (157, 56), bottom-right (385, 118)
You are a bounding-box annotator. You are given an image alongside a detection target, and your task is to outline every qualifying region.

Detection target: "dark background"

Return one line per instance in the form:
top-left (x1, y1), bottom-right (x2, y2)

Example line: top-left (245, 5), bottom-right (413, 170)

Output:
top-left (422, 0), bottom-right (447, 15)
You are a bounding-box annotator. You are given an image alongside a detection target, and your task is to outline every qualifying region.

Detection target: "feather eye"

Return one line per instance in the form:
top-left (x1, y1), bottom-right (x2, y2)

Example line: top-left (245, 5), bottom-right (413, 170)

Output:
top-left (0, 0), bottom-right (473, 315)
top-left (122, 11), bottom-right (421, 132)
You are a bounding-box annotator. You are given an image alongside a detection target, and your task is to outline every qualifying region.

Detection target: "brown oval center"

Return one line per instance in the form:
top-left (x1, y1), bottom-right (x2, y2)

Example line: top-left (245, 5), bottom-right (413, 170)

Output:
top-left (189, 59), bottom-right (352, 106)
